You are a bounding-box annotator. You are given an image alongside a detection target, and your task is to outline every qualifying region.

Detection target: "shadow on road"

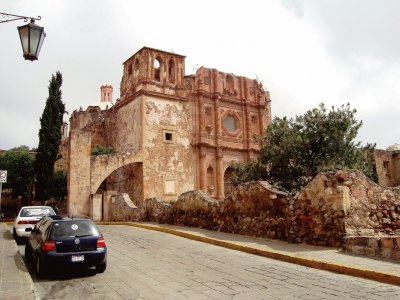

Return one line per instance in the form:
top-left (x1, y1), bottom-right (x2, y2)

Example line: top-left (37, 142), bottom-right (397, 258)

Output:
top-left (23, 256), bottom-right (98, 281)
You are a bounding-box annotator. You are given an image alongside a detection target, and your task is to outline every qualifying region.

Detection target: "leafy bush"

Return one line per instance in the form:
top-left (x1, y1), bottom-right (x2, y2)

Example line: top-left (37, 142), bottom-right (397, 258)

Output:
top-left (91, 145), bottom-right (115, 156)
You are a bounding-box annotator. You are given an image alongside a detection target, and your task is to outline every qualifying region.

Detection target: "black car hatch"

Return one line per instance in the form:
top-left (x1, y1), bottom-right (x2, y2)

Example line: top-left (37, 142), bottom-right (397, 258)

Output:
top-left (55, 236), bottom-right (98, 253)
top-left (50, 220), bottom-right (101, 253)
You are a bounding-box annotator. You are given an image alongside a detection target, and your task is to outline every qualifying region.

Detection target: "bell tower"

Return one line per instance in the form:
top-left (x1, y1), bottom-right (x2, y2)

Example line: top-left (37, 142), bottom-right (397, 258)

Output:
top-left (119, 47), bottom-right (186, 101)
top-left (100, 84), bottom-right (113, 103)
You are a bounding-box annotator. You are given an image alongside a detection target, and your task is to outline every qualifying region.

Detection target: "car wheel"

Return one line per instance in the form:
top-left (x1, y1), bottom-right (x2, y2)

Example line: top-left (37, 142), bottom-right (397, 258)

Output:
top-left (96, 262), bottom-right (106, 273)
top-left (36, 256), bottom-right (47, 278)
top-left (14, 234), bottom-right (23, 245)
top-left (13, 228), bottom-right (21, 244)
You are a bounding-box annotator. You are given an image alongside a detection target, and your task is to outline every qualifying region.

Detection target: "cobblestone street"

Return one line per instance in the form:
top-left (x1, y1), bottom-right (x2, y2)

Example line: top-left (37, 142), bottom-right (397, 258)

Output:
top-left (21, 225), bottom-right (400, 299)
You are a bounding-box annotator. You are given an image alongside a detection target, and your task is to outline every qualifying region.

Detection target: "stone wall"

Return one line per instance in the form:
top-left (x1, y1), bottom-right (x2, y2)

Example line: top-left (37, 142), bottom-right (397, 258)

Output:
top-left (343, 236), bottom-right (400, 260)
top-left (111, 169), bottom-right (400, 260)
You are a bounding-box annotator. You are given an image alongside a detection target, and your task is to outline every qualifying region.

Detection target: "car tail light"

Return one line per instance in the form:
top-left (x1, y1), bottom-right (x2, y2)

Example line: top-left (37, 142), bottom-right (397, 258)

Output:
top-left (97, 237), bottom-right (106, 248)
top-left (17, 220), bottom-right (38, 224)
top-left (42, 240), bottom-right (56, 251)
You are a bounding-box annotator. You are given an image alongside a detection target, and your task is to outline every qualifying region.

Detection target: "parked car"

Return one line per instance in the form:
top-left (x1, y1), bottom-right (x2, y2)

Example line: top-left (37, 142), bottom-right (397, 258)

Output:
top-left (25, 215), bottom-right (107, 277)
top-left (13, 206), bottom-right (56, 243)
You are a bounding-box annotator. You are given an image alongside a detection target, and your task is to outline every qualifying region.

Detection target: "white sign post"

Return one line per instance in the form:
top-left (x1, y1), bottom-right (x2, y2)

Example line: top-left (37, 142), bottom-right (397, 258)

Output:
top-left (0, 170), bottom-right (7, 218)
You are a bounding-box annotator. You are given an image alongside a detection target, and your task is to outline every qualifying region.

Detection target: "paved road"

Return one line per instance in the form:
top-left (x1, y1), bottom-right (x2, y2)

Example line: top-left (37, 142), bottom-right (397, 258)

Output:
top-left (17, 225), bottom-right (400, 299)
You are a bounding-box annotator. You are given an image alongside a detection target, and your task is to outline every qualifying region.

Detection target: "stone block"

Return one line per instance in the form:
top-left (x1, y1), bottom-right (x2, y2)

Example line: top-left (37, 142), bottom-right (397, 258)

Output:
top-left (352, 246), bottom-right (365, 255)
top-left (379, 237), bottom-right (394, 249)
top-left (367, 237), bottom-right (379, 248)
top-left (380, 248), bottom-right (392, 258)
top-left (354, 236), bottom-right (369, 246)
top-left (364, 247), bottom-right (376, 257)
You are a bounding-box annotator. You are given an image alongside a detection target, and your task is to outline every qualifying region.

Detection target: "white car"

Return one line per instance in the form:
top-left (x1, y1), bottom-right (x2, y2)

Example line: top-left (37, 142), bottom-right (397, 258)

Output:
top-left (13, 206), bottom-right (56, 243)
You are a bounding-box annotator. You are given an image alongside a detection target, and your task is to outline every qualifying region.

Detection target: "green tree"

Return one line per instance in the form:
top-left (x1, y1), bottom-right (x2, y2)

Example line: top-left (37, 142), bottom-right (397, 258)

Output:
top-left (48, 170), bottom-right (67, 201)
top-left (0, 146), bottom-right (35, 199)
top-left (35, 71), bottom-right (65, 201)
top-left (232, 103), bottom-right (377, 192)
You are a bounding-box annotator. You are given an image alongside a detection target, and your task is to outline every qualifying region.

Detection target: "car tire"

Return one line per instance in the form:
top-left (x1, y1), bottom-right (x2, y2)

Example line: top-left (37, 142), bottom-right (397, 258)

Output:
top-left (96, 262), bottom-right (107, 273)
top-left (13, 229), bottom-right (23, 245)
top-left (36, 256), bottom-right (47, 278)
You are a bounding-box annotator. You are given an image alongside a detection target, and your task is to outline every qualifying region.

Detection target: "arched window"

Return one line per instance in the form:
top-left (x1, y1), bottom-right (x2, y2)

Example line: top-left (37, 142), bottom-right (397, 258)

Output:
top-left (168, 59), bottom-right (175, 83)
top-left (154, 58), bottom-right (161, 81)
top-left (128, 64), bottom-right (132, 76)
top-left (226, 74), bottom-right (234, 90)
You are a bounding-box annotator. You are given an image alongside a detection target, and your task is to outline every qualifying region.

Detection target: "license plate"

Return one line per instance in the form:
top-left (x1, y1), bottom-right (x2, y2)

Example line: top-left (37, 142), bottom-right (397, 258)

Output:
top-left (71, 255), bottom-right (84, 262)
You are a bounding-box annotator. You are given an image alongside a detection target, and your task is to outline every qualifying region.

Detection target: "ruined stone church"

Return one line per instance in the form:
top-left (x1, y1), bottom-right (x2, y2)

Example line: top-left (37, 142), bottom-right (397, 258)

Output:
top-left (64, 47), bottom-right (271, 218)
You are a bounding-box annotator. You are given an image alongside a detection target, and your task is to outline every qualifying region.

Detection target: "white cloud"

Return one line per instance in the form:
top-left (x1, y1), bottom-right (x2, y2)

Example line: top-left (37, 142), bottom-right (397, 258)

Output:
top-left (0, 0), bottom-right (399, 150)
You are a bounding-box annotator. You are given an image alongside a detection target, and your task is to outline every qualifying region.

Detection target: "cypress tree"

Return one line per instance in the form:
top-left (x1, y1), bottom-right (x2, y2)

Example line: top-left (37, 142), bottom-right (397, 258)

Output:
top-left (35, 71), bottom-right (65, 201)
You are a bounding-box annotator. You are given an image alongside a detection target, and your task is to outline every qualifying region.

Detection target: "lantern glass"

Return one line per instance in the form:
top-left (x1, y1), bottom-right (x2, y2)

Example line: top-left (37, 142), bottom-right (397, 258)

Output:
top-left (17, 20), bottom-right (45, 61)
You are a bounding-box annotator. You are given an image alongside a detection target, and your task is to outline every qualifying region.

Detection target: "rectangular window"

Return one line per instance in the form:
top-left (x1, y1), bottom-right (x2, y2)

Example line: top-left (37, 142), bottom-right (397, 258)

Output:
top-left (165, 132), bottom-right (173, 141)
top-left (163, 129), bottom-right (174, 143)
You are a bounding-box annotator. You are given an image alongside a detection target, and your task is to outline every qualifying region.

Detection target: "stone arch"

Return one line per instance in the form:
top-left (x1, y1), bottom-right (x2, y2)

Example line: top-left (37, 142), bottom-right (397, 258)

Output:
top-left (154, 57), bottom-right (162, 81)
top-left (90, 152), bottom-right (143, 195)
top-left (95, 162), bottom-right (143, 206)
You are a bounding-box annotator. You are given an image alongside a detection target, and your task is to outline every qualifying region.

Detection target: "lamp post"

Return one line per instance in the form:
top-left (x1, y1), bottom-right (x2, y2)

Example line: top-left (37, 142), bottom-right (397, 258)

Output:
top-left (0, 12), bottom-right (46, 61)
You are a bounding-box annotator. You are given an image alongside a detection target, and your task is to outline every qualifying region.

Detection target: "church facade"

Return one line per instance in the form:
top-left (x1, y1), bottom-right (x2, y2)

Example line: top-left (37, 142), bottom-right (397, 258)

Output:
top-left (66, 47), bottom-right (271, 217)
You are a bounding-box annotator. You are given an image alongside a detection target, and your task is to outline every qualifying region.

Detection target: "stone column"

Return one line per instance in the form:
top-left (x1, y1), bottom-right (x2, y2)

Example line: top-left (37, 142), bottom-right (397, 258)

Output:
top-left (67, 130), bottom-right (92, 217)
top-left (214, 96), bottom-right (221, 146)
top-left (199, 148), bottom-right (207, 191)
top-left (216, 148), bottom-right (224, 200)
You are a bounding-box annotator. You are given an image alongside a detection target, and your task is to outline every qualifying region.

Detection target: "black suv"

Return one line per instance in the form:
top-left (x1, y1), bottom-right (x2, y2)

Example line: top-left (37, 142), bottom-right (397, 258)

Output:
top-left (25, 215), bottom-right (107, 277)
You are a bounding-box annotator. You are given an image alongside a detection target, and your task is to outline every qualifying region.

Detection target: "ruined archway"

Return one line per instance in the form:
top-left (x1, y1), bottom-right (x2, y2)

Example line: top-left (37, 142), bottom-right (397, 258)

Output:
top-left (95, 162), bottom-right (143, 206)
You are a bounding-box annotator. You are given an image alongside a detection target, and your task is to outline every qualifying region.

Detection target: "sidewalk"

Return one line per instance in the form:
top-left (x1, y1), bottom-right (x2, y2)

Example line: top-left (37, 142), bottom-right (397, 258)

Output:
top-left (0, 223), bottom-right (38, 300)
top-left (112, 222), bottom-right (400, 286)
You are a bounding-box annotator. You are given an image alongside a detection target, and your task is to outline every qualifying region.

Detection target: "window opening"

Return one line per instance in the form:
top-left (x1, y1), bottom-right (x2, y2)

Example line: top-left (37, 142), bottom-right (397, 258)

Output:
top-left (223, 115), bottom-right (236, 132)
top-left (154, 58), bottom-right (161, 81)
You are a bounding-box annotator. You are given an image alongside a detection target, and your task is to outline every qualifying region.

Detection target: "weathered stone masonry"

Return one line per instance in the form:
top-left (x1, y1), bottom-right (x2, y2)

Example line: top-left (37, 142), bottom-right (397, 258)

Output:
top-left (67, 47), bottom-right (270, 217)
top-left (112, 170), bottom-right (400, 261)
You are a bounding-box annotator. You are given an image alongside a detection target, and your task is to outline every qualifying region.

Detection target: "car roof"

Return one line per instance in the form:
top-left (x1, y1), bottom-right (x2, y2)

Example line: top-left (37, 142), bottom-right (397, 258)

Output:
top-left (20, 205), bottom-right (54, 209)
top-left (45, 215), bottom-right (93, 222)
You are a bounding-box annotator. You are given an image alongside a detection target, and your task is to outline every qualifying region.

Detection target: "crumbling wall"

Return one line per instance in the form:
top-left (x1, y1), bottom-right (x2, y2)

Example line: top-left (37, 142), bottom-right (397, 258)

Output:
top-left (110, 170), bottom-right (400, 260)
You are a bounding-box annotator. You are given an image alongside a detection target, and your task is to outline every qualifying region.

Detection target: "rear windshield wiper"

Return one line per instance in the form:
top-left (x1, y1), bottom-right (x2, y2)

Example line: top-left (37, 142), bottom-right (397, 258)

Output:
top-left (75, 234), bottom-right (93, 237)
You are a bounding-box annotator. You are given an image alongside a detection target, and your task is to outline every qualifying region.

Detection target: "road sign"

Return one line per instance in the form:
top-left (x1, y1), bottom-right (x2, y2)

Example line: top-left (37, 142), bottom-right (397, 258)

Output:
top-left (0, 170), bottom-right (6, 183)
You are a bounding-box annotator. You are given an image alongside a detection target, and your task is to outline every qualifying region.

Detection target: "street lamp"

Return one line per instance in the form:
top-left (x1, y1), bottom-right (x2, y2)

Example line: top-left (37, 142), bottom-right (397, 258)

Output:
top-left (0, 12), bottom-right (46, 61)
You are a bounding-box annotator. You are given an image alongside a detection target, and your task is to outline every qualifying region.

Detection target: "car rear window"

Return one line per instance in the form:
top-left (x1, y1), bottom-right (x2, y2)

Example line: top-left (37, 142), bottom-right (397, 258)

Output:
top-left (20, 207), bottom-right (55, 217)
top-left (50, 220), bottom-right (101, 238)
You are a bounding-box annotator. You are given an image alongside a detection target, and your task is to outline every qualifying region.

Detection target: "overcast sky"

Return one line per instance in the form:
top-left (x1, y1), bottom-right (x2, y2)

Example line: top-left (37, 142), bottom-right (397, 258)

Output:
top-left (1, 0), bottom-right (399, 150)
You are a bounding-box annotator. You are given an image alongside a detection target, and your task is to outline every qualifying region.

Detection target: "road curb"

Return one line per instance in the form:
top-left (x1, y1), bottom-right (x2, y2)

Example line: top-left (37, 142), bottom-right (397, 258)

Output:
top-left (98, 221), bottom-right (400, 286)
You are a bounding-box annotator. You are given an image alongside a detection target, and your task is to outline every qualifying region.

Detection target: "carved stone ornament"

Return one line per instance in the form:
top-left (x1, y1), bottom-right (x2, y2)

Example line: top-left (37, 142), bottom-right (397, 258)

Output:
top-left (204, 76), bottom-right (210, 85)
top-left (205, 107), bottom-right (212, 115)
top-left (249, 87), bottom-right (254, 96)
